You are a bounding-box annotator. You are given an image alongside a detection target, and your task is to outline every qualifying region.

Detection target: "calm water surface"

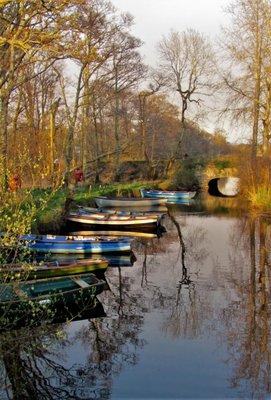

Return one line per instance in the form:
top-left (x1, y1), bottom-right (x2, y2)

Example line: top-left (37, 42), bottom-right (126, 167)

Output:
top-left (1, 197), bottom-right (271, 399)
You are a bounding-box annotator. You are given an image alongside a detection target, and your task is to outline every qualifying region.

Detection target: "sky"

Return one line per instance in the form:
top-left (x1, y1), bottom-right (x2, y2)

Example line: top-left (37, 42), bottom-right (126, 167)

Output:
top-left (111, 0), bottom-right (230, 66)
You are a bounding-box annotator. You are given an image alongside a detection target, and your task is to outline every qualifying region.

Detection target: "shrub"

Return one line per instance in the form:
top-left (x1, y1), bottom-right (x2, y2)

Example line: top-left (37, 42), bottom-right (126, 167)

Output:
top-left (171, 158), bottom-right (206, 190)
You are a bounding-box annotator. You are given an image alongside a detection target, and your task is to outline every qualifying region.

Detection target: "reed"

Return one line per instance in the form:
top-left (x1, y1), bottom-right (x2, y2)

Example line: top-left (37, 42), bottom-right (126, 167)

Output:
top-left (237, 155), bottom-right (271, 211)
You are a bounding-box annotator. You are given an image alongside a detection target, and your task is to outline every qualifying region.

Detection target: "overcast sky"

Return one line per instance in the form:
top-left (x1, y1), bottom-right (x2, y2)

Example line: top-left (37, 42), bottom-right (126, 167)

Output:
top-left (111, 0), bottom-right (230, 66)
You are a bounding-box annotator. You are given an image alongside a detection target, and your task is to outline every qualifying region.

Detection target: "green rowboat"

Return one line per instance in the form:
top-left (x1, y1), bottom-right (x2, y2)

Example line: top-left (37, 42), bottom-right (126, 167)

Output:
top-left (0, 258), bottom-right (108, 281)
top-left (0, 273), bottom-right (105, 330)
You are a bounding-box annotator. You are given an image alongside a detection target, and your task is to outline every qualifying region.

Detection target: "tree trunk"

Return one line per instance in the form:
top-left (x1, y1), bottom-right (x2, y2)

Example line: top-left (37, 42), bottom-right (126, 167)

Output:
top-left (139, 95), bottom-right (147, 160)
top-left (0, 94), bottom-right (9, 191)
top-left (251, 2), bottom-right (262, 164)
top-left (114, 82), bottom-right (121, 181)
top-left (92, 97), bottom-right (101, 184)
top-left (63, 123), bottom-right (75, 187)
top-left (63, 64), bottom-right (85, 188)
top-left (262, 78), bottom-right (271, 157)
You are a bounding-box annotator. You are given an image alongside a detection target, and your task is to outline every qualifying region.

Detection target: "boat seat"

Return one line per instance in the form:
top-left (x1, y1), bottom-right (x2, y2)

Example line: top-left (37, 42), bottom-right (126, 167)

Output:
top-left (72, 278), bottom-right (90, 288)
top-left (14, 286), bottom-right (29, 299)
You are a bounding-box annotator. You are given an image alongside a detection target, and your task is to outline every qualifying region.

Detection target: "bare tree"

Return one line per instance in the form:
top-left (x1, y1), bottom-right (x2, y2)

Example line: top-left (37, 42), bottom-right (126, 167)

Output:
top-left (102, 18), bottom-right (146, 180)
top-left (158, 28), bottom-right (215, 157)
top-left (138, 70), bottom-right (167, 162)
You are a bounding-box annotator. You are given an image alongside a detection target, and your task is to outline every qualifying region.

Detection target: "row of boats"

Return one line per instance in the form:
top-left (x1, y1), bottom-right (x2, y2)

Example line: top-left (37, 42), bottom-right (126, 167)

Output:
top-left (1, 188), bottom-right (196, 329)
top-left (66, 189), bottom-right (196, 228)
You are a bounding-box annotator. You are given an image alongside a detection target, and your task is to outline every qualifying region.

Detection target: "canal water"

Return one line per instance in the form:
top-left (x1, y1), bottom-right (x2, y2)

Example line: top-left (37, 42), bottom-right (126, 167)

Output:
top-left (0, 196), bottom-right (270, 399)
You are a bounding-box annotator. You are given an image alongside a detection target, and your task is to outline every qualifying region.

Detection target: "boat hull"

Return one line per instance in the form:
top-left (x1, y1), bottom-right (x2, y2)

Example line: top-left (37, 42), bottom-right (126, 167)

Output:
top-left (77, 206), bottom-right (164, 218)
top-left (25, 241), bottom-right (132, 253)
top-left (0, 273), bottom-right (105, 330)
top-left (69, 230), bottom-right (159, 238)
top-left (140, 189), bottom-right (196, 200)
top-left (95, 196), bottom-right (166, 207)
top-left (0, 297), bottom-right (105, 332)
top-left (20, 234), bottom-right (133, 254)
top-left (67, 213), bottom-right (160, 226)
top-left (35, 252), bottom-right (137, 268)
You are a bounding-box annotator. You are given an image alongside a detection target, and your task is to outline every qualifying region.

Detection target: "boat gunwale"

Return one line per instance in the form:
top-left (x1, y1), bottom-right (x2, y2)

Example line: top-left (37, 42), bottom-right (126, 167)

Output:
top-left (20, 234), bottom-right (134, 244)
top-left (66, 214), bottom-right (159, 225)
top-left (0, 259), bottom-right (108, 275)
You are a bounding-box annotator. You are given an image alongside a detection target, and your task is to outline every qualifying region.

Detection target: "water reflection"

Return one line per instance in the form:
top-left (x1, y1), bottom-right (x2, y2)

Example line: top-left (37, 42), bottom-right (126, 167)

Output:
top-left (0, 302), bottom-right (106, 400)
top-left (216, 215), bottom-right (271, 398)
top-left (0, 268), bottom-right (147, 399)
top-left (3, 200), bottom-right (271, 398)
top-left (35, 252), bottom-right (137, 268)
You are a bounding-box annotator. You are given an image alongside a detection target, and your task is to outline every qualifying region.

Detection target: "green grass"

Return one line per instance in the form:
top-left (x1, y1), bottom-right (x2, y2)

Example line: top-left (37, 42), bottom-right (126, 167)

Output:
top-left (213, 159), bottom-right (232, 171)
top-left (73, 181), bottom-right (151, 204)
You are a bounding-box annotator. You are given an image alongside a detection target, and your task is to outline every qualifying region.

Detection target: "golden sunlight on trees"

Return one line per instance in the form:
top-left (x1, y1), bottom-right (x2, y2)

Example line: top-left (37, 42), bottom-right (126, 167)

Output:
top-left (55, 0), bottom-right (117, 187)
top-left (0, 0), bottom-right (76, 189)
top-left (1, 0), bottom-right (269, 200)
top-left (220, 0), bottom-right (271, 161)
top-left (102, 19), bottom-right (146, 180)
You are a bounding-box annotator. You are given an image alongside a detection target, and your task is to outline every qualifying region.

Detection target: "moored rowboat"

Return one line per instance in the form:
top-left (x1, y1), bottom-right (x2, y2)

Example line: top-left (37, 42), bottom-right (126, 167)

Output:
top-left (66, 211), bottom-right (162, 227)
top-left (0, 273), bottom-right (105, 329)
top-left (76, 206), bottom-right (165, 218)
top-left (0, 258), bottom-right (108, 281)
top-left (0, 296), bottom-right (105, 332)
top-left (140, 189), bottom-right (196, 200)
top-left (19, 234), bottom-right (133, 254)
top-left (36, 252), bottom-right (137, 268)
top-left (94, 196), bottom-right (166, 208)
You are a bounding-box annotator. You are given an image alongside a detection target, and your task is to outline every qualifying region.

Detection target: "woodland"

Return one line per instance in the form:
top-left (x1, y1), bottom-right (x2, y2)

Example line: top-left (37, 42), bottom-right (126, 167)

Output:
top-left (0, 0), bottom-right (270, 204)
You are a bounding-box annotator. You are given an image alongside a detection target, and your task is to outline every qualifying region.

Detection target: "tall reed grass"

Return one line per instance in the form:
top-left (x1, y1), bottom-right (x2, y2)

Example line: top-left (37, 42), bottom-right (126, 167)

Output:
top-left (237, 155), bottom-right (271, 211)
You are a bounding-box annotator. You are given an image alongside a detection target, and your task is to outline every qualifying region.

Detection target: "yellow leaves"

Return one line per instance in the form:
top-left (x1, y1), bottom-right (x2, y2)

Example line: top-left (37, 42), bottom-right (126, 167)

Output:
top-left (0, 36), bottom-right (31, 51)
top-left (0, 1), bottom-right (63, 54)
top-left (0, 0), bottom-right (12, 7)
top-left (68, 42), bottom-right (100, 64)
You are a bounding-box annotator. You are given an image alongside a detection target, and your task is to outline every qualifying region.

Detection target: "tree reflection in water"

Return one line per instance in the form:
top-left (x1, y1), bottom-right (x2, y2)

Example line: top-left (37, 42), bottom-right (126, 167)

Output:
top-left (0, 279), bottom-right (147, 400)
top-left (160, 211), bottom-right (208, 339)
top-left (217, 215), bottom-right (271, 398)
top-left (73, 266), bottom-right (148, 399)
top-left (0, 325), bottom-right (84, 400)
top-left (134, 210), bottom-right (210, 341)
top-left (3, 211), bottom-right (271, 398)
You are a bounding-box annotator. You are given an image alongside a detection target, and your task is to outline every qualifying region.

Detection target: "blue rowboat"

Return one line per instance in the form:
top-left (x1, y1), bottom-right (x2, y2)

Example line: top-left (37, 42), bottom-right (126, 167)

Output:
top-left (19, 234), bottom-right (133, 254)
top-left (140, 189), bottom-right (196, 201)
